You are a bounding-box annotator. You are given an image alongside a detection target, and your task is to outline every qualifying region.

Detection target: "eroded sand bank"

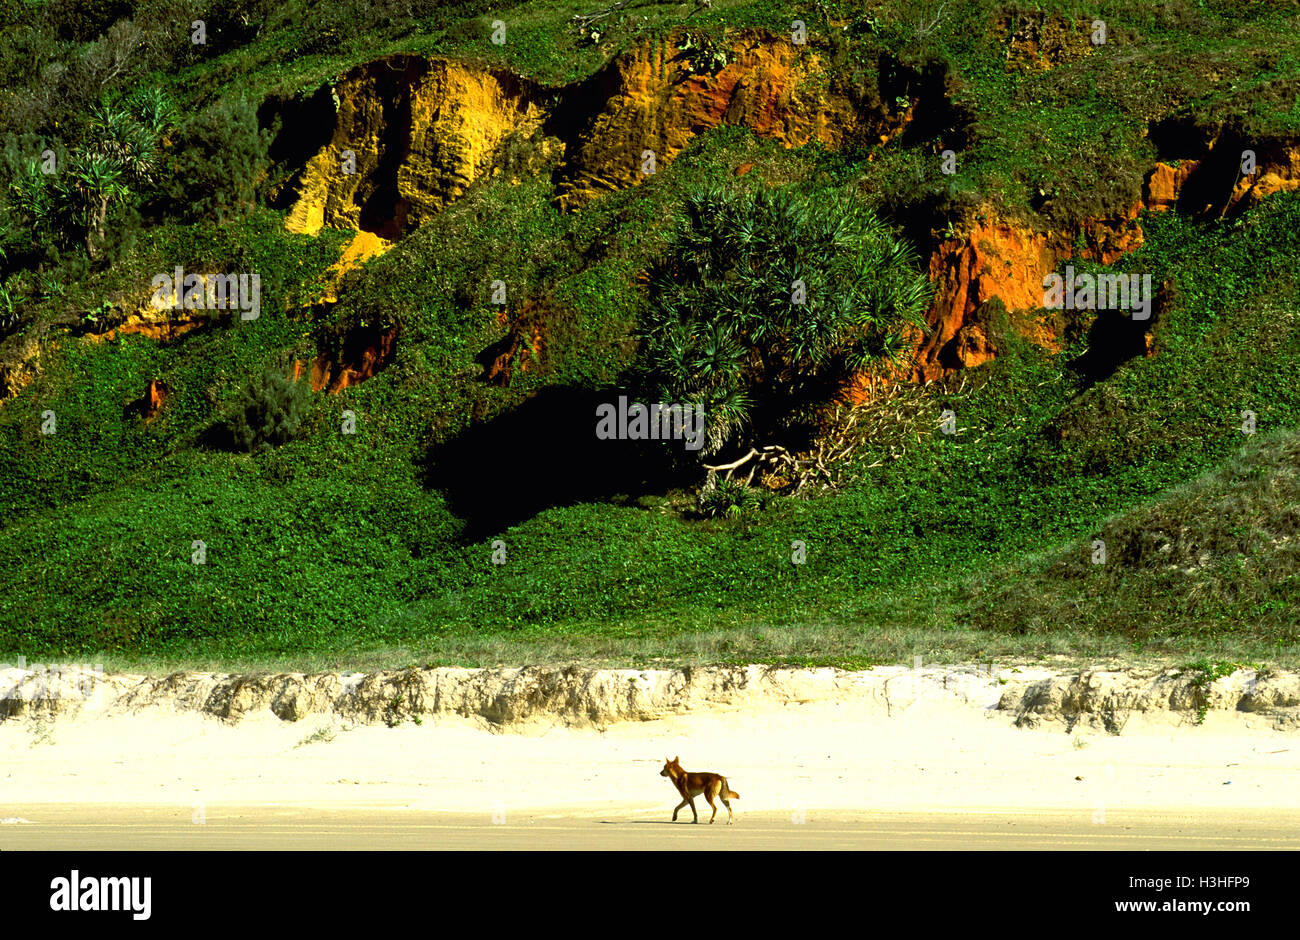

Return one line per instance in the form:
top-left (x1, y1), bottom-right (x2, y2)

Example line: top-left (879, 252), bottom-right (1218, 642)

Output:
top-left (2, 664), bottom-right (1298, 843)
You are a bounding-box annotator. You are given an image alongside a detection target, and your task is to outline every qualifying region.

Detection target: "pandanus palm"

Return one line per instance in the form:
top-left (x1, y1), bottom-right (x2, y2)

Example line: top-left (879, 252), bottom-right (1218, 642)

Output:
top-left (66, 152), bottom-right (129, 259)
top-left (636, 184), bottom-right (931, 461)
top-left (87, 103), bottom-right (161, 185)
top-left (126, 88), bottom-right (178, 141)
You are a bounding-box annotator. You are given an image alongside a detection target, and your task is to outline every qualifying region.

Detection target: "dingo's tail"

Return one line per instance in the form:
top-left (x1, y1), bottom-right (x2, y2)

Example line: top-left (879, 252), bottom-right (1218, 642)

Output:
top-left (727, 789), bottom-right (740, 800)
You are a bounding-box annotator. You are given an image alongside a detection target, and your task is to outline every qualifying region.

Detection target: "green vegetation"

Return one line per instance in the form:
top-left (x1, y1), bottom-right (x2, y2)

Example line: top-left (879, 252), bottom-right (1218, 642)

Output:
top-left (221, 366), bottom-right (312, 453)
top-left (165, 96), bottom-right (273, 223)
top-left (697, 476), bottom-right (762, 519)
top-left (635, 184), bottom-right (930, 457)
top-left (6, 92), bottom-right (173, 260)
top-left (1181, 659), bottom-right (1253, 724)
top-left (0, 1), bottom-right (1296, 674)
top-left (963, 426), bottom-right (1300, 645)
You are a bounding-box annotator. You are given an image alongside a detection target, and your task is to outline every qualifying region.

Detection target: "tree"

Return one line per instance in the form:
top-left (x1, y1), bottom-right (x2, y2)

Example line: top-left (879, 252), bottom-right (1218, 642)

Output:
top-left (65, 149), bottom-right (129, 259)
top-left (634, 184), bottom-right (931, 463)
top-left (86, 100), bottom-right (162, 185)
top-left (6, 154), bottom-right (58, 243)
top-left (3, 93), bottom-right (172, 260)
top-left (125, 87), bottom-right (178, 141)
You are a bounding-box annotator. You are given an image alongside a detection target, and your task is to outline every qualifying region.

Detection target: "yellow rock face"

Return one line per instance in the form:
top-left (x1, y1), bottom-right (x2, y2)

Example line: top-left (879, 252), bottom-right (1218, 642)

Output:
top-left (83, 273), bottom-right (242, 344)
top-left (307, 231), bottom-right (394, 307)
top-left (1231, 142), bottom-right (1300, 211)
top-left (0, 333), bottom-right (41, 400)
top-left (285, 56), bottom-right (546, 237)
top-left (1143, 137), bottom-right (1300, 218)
top-left (1143, 161), bottom-right (1200, 212)
top-left (908, 203), bottom-right (1150, 384)
top-left (284, 31), bottom-right (912, 231)
top-left (553, 29), bottom-right (901, 210)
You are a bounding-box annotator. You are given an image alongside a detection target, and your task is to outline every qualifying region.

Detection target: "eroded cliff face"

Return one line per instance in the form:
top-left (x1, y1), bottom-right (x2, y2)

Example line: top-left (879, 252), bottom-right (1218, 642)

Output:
top-left (911, 207), bottom-right (1144, 383)
top-left (1146, 114), bottom-right (1300, 217)
top-left (1, 32), bottom-right (1293, 410)
top-left (478, 302), bottom-right (551, 387)
top-left (916, 219), bottom-right (1066, 380)
top-left (311, 230), bottom-right (393, 306)
top-left (268, 34), bottom-right (1300, 397)
top-left (283, 30), bottom-right (915, 232)
top-left (83, 307), bottom-right (209, 344)
top-left (1232, 140), bottom-right (1300, 208)
top-left (4, 662), bottom-right (1298, 733)
top-left (294, 321), bottom-right (400, 394)
top-left (0, 277), bottom-right (222, 403)
top-left (906, 131), bottom-right (1300, 385)
top-left (268, 30), bottom-right (922, 399)
top-left (79, 269), bottom-right (275, 347)
top-left (0, 29), bottom-right (1290, 423)
top-left (0, 334), bottom-right (41, 400)
top-left (997, 10), bottom-right (1099, 74)
top-left (1144, 161), bottom-right (1199, 212)
top-left (550, 29), bottom-right (911, 209)
top-left (1141, 150), bottom-right (1300, 218)
top-left (284, 56), bottom-right (549, 237)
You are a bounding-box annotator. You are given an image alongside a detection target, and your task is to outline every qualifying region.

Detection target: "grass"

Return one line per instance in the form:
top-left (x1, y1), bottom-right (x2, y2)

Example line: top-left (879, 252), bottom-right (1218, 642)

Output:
top-left (960, 423), bottom-right (1300, 646)
top-left (2, 189), bottom-right (1298, 671)
top-left (59, 618), bottom-right (1286, 679)
top-left (294, 725), bottom-right (338, 747)
top-left (0, 1), bottom-right (1298, 674)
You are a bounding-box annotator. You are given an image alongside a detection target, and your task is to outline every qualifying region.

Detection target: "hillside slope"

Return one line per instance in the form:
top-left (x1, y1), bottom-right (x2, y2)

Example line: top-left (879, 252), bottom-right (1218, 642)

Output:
top-left (0, 0), bottom-right (1297, 670)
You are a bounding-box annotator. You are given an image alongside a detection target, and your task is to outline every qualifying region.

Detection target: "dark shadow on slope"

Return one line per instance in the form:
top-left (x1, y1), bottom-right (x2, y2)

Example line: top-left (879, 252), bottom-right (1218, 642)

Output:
top-left (881, 57), bottom-right (974, 152)
top-left (260, 83), bottom-right (336, 211)
top-left (1068, 304), bottom-right (1158, 386)
top-left (423, 386), bottom-right (697, 539)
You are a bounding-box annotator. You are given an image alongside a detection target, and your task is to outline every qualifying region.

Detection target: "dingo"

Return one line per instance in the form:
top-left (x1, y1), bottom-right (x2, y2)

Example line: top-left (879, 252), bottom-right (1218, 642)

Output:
top-left (660, 756), bottom-right (739, 824)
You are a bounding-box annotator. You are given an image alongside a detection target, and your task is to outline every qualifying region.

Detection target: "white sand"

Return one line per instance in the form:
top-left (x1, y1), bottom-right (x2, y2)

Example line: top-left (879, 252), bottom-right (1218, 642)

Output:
top-left (3, 696), bottom-right (1297, 825)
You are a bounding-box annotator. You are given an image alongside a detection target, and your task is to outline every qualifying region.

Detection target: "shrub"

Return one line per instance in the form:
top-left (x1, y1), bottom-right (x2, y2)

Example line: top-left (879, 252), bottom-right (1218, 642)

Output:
top-left (165, 96), bottom-right (273, 223)
top-left (634, 184), bottom-right (932, 457)
top-left (223, 367), bottom-right (311, 453)
top-left (43, 0), bottom-right (134, 42)
top-left (2, 95), bottom-right (172, 260)
top-left (0, 277), bottom-right (22, 336)
top-left (698, 476), bottom-right (761, 518)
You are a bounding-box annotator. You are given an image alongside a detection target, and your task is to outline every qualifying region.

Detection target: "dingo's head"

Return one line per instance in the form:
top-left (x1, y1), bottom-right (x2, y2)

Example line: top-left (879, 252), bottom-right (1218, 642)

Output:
top-left (660, 756), bottom-right (680, 777)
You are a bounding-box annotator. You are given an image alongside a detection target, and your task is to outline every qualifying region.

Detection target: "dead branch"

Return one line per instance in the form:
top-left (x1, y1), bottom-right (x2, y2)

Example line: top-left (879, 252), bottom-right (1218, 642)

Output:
top-left (703, 448), bottom-right (759, 474)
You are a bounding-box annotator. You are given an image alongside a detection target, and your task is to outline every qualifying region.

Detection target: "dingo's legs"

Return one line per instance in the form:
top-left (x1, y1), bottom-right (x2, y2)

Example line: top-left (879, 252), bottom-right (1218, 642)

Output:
top-left (705, 789), bottom-right (718, 824)
top-left (672, 797), bottom-right (690, 822)
top-left (720, 796), bottom-right (734, 824)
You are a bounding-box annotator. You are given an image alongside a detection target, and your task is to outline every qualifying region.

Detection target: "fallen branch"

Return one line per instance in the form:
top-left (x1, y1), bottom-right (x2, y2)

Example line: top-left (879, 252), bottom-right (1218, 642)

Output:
top-left (703, 448), bottom-right (759, 474)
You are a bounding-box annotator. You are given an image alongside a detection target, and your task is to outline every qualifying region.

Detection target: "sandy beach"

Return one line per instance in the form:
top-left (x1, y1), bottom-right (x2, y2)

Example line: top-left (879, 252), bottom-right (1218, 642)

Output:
top-left (3, 683), bottom-right (1298, 848)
